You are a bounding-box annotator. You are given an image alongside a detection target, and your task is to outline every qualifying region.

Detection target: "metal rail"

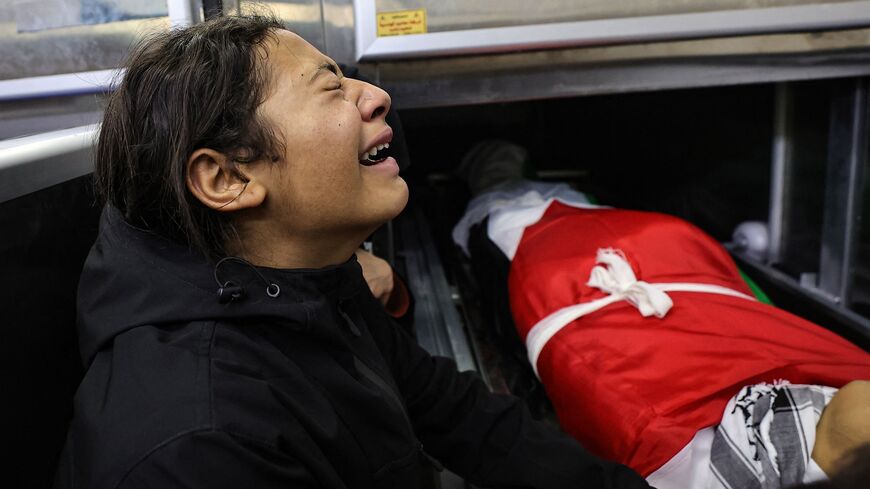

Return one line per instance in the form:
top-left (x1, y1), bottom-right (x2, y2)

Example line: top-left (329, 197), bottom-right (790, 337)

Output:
top-left (0, 124), bottom-right (97, 203)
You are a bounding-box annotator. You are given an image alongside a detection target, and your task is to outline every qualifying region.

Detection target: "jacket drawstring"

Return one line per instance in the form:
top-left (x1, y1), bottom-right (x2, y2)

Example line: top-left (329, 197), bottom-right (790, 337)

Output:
top-left (213, 256), bottom-right (281, 303)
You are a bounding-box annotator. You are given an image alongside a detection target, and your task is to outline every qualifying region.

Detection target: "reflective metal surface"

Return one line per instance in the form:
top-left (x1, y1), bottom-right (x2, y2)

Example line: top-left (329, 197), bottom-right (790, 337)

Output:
top-left (322, 0), bottom-right (356, 66)
top-left (397, 206), bottom-right (479, 374)
top-left (0, 93), bottom-right (103, 140)
top-left (0, 69), bottom-right (119, 102)
top-left (375, 0), bottom-right (865, 32)
top-left (236, 0), bottom-right (353, 64)
top-left (736, 253), bottom-right (870, 349)
top-left (241, 0), bottom-right (327, 52)
top-left (768, 83), bottom-right (793, 265)
top-left (0, 124), bottom-right (97, 203)
top-left (367, 28), bottom-right (870, 109)
top-left (818, 80), bottom-right (867, 303)
top-left (168, 0), bottom-right (204, 26)
top-left (771, 81), bottom-right (833, 279)
top-left (357, 0), bottom-right (870, 61)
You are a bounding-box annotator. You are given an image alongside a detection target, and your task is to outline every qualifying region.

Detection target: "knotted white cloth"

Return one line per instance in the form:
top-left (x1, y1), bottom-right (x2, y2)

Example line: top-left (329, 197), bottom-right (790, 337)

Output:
top-left (587, 249), bottom-right (673, 318)
top-left (524, 248), bottom-right (756, 378)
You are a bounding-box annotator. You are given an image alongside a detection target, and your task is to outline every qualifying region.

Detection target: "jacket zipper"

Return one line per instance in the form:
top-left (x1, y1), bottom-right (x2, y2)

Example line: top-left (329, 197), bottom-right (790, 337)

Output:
top-left (342, 301), bottom-right (444, 473)
top-left (351, 355), bottom-right (443, 472)
top-left (352, 355), bottom-right (414, 430)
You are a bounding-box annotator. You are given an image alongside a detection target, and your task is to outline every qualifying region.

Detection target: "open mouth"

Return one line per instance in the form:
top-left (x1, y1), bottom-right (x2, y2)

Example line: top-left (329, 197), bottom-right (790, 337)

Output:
top-left (359, 142), bottom-right (393, 166)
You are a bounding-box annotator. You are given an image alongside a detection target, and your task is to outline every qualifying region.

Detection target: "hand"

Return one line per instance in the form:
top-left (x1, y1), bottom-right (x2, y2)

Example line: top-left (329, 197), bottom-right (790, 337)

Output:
top-left (812, 380), bottom-right (870, 476)
top-left (355, 249), bottom-right (394, 306)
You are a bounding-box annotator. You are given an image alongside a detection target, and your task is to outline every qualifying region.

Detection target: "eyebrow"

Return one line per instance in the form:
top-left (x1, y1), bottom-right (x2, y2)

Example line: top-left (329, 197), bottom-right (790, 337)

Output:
top-left (309, 62), bottom-right (340, 84)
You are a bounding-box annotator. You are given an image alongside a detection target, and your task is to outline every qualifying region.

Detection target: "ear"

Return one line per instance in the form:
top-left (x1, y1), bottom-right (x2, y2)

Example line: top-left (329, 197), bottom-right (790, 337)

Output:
top-left (185, 149), bottom-right (266, 212)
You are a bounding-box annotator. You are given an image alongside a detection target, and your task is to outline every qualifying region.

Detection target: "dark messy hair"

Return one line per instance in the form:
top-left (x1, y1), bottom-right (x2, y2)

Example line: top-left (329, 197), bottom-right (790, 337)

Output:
top-left (95, 14), bottom-right (285, 260)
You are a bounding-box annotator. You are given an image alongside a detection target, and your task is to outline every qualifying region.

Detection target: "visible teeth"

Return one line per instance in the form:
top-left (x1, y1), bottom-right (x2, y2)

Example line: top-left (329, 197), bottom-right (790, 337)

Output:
top-left (361, 142), bottom-right (391, 161)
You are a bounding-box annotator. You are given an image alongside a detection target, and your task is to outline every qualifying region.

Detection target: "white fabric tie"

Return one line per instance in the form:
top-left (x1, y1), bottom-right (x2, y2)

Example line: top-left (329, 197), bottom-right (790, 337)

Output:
top-left (586, 249), bottom-right (673, 318)
top-left (525, 248), bottom-right (757, 378)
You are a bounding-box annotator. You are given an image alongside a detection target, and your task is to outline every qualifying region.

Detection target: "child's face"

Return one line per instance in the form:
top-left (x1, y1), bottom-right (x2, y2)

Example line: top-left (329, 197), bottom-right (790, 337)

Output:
top-left (254, 29), bottom-right (408, 237)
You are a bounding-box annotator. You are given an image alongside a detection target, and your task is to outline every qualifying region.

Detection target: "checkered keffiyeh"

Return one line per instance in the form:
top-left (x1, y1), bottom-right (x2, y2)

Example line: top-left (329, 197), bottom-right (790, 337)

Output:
top-left (709, 383), bottom-right (836, 489)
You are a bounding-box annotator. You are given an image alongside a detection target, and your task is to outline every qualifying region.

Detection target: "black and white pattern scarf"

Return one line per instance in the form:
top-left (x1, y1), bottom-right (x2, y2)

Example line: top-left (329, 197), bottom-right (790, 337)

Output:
top-left (709, 382), bottom-right (836, 489)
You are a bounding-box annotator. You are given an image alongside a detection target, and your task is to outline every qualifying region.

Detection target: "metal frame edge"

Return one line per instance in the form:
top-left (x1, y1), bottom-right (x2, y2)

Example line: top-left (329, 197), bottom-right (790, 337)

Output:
top-left (355, 1), bottom-right (870, 61)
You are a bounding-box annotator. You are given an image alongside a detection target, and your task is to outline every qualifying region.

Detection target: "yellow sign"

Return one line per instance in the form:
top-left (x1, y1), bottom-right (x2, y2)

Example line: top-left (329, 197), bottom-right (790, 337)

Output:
top-left (376, 9), bottom-right (427, 37)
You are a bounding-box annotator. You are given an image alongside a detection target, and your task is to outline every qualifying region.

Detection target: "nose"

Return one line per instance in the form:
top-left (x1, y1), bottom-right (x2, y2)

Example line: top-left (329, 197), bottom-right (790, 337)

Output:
top-left (352, 80), bottom-right (391, 121)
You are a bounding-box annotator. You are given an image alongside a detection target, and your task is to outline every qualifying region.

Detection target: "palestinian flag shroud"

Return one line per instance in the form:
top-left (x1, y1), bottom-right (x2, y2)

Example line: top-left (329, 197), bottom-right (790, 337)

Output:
top-left (508, 201), bottom-right (870, 476)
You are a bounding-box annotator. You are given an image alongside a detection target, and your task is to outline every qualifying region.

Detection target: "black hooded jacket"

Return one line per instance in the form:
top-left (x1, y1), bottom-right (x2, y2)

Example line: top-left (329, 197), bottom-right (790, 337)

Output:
top-left (54, 207), bottom-right (652, 489)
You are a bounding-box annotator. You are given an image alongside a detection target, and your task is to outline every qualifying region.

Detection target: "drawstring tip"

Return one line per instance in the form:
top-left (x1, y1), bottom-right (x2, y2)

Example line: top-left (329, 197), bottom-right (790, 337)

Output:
top-left (217, 284), bottom-right (244, 304)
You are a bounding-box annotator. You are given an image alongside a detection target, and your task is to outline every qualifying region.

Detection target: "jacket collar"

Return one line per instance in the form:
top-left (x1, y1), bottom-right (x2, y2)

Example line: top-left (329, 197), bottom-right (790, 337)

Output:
top-left (76, 206), bottom-right (368, 366)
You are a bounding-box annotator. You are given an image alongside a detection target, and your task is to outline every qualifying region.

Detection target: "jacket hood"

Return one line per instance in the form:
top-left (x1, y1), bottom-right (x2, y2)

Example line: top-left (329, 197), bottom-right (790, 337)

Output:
top-left (76, 206), bottom-right (367, 366)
